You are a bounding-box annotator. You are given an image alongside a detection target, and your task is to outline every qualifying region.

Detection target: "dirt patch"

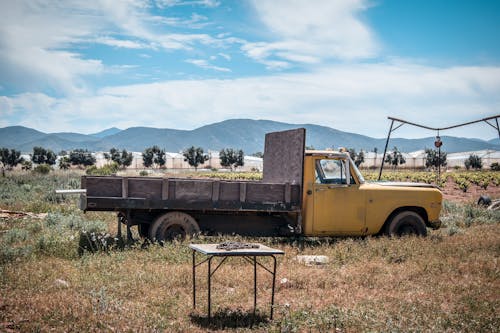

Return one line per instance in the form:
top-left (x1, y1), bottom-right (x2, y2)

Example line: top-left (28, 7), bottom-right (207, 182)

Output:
top-left (0, 209), bottom-right (47, 219)
top-left (441, 177), bottom-right (499, 203)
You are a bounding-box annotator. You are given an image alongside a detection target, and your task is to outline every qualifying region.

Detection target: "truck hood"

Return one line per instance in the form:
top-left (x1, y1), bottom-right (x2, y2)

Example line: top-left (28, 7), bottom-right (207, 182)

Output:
top-left (370, 181), bottom-right (440, 190)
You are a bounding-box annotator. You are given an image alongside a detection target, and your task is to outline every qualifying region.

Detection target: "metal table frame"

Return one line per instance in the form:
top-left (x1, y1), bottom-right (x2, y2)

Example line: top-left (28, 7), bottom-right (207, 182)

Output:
top-left (189, 243), bottom-right (284, 320)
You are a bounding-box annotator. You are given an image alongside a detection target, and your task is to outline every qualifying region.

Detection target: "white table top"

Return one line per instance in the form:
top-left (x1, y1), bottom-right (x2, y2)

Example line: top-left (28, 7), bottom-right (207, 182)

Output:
top-left (189, 243), bottom-right (284, 256)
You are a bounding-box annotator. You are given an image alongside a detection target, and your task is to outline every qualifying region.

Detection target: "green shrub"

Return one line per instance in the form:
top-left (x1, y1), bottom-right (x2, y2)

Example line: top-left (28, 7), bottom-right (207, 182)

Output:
top-left (0, 245), bottom-right (33, 264)
top-left (86, 163), bottom-right (119, 176)
top-left (139, 170), bottom-right (149, 176)
top-left (2, 228), bottom-right (30, 244)
top-left (78, 231), bottom-right (123, 255)
top-left (37, 213), bottom-right (109, 258)
top-left (33, 164), bottom-right (51, 174)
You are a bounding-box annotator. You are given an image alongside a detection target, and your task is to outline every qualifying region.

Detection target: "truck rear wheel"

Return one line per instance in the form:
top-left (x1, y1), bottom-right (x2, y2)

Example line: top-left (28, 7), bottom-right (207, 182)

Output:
top-left (385, 211), bottom-right (427, 237)
top-left (149, 212), bottom-right (200, 242)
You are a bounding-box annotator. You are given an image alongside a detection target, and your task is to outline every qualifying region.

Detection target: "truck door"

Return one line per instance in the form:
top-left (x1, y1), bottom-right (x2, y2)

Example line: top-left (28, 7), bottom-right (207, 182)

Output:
top-left (312, 158), bottom-right (366, 235)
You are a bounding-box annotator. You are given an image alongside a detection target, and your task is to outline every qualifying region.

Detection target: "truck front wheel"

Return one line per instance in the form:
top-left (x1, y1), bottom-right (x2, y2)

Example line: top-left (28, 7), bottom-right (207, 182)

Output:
top-left (149, 212), bottom-right (200, 242)
top-left (385, 211), bottom-right (427, 237)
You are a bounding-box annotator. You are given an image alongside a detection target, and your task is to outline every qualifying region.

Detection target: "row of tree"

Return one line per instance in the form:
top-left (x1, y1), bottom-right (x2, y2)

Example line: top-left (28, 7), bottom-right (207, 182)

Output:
top-left (349, 147), bottom-right (484, 170)
top-left (0, 145), bottom-right (490, 176)
top-left (0, 145), bottom-right (247, 175)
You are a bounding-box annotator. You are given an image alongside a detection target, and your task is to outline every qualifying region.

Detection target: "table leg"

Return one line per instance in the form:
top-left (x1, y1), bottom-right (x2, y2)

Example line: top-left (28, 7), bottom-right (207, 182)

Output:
top-left (253, 256), bottom-right (257, 318)
top-left (192, 250), bottom-right (196, 309)
top-left (208, 256), bottom-right (212, 319)
top-left (270, 255), bottom-right (277, 319)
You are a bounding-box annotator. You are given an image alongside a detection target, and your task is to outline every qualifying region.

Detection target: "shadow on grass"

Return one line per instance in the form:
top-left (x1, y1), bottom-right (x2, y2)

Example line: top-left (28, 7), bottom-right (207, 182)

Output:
top-left (190, 308), bottom-right (269, 329)
top-left (77, 232), bottom-right (142, 256)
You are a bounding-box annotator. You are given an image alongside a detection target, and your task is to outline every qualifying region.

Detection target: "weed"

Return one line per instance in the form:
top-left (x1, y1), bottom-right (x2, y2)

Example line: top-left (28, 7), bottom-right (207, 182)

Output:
top-left (2, 228), bottom-right (29, 244)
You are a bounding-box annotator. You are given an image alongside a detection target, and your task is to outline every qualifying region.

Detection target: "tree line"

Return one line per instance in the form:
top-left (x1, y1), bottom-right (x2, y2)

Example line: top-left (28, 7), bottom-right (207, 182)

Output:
top-left (0, 145), bottom-right (247, 175)
top-left (0, 144), bottom-right (495, 176)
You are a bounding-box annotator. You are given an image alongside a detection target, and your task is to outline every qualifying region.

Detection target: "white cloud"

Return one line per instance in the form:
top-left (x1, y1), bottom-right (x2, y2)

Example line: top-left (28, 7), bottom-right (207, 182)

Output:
top-left (155, 0), bottom-right (220, 8)
top-left (0, 0), bottom-right (231, 94)
top-left (218, 53), bottom-right (231, 61)
top-left (0, 1), bottom-right (109, 94)
top-left (185, 59), bottom-right (231, 72)
top-left (95, 37), bottom-right (151, 49)
top-left (3, 63), bottom-right (500, 139)
top-left (153, 13), bottom-right (211, 29)
top-left (245, 0), bottom-right (379, 67)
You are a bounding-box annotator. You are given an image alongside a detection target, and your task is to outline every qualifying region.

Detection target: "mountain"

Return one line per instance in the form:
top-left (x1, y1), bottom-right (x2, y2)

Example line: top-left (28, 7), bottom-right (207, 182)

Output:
top-left (50, 132), bottom-right (100, 143)
top-left (1, 119), bottom-right (499, 154)
top-left (0, 126), bottom-right (47, 146)
top-left (91, 127), bottom-right (122, 138)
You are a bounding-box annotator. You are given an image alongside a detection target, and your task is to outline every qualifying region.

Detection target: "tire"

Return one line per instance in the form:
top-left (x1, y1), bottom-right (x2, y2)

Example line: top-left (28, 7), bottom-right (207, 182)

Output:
top-left (385, 211), bottom-right (427, 237)
top-left (148, 211), bottom-right (200, 242)
top-left (477, 195), bottom-right (491, 207)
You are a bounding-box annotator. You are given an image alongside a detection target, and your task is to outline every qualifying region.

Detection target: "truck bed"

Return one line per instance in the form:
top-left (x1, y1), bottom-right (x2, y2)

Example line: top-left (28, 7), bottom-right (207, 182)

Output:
top-left (81, 176), bottom-right (301, 212)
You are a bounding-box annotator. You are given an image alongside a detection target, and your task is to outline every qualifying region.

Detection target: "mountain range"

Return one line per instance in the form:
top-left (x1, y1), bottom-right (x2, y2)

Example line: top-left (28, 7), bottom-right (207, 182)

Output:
top-left (0, 119), bottom-right (499, 154)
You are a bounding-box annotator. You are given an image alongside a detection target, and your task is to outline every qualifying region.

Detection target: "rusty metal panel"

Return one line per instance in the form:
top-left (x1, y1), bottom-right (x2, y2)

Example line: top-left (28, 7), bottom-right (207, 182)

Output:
top-left (263, 128), bottom-right (305, 186)
top-left (129, 178), bottom-right (162, 199)
top-left (246, 183), bottom-right (284, 203)
top-left (219, 182), bottom-right (240, 201)
top-left (174, 180), bottom-right (213, 200)
top-left (84, 176), bottom-right (122, 197)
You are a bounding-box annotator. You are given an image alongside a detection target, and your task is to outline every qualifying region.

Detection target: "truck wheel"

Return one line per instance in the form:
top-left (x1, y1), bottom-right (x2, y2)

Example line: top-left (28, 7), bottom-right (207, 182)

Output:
top-left (149, 212), bottom-right (200, 242)
top-left (385, 211), bottom-right (427, 237)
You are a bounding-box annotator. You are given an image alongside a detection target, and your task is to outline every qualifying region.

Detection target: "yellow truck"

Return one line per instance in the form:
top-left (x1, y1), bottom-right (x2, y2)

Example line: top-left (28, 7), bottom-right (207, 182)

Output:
top-left (80, 128), bottom-right (442, 240)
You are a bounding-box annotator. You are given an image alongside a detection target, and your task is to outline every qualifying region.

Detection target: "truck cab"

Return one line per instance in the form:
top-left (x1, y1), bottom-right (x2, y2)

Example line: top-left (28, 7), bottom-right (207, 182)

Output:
top-left (300, 150), bottom-right (442, 237)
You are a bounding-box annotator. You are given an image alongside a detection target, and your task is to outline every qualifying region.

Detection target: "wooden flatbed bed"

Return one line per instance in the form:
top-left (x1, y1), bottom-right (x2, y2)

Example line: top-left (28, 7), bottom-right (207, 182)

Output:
top-left (79, 128), bottom-right (306, 240)
top-left (81, 176), bottom-right (301, 212)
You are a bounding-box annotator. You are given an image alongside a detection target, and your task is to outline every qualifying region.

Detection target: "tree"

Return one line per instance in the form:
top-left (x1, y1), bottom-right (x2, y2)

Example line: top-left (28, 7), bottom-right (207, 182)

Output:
top-left (142, 146), bottom-right (165, 169)
top-left (348, 148), bottom-right (365, 167)
top-left (58, 156), bottom-right (71, 170)
top-left (31, 146), bottom-right (56, 166)
top-left (384, 147), bottom-right (406, 169)
top-left (183, 146), bottom-right (208, 170)
top-left (1, 148), bottom-right (24, 176)
top-left (373, 147), bottom-right (379, 167)
top-left (142, 147), bottom-right (154, 168)
top-left (69, 149), bottom-right (96, 167)
top-left (251, 152), bottom-right (263, 158)
top-left (425, 148), bottom-right (447, 169)
top-left (108, 148), bottom-right (133, 169)
top-left (153, 147), bottom-right (166, 168)
top-left (465, 154), bottom-right (482, 170)
top-left (21, 160), bottom-right (32, 171)
top-left (220, 148), bottom-right (245, 171)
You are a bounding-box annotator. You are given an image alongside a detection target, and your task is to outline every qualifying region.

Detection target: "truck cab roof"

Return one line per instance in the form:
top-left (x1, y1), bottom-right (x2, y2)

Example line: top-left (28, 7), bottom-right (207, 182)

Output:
top-left (305, 150), bottom-right (350, 158)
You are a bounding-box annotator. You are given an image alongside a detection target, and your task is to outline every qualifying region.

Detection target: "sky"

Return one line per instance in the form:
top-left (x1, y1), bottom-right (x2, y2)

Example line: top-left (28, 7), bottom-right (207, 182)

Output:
top-left (0, 0), bottom-right (499, 140)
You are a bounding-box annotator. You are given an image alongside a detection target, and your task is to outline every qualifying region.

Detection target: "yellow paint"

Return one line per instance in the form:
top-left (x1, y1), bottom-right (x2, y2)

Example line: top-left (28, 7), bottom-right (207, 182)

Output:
top-left (301, 152), bottom-right (442, 236)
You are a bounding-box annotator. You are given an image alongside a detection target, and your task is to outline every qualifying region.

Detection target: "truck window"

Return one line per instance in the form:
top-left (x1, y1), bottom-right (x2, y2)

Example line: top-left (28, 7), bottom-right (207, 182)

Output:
top-left (315, 159), bottom-right (353, 184)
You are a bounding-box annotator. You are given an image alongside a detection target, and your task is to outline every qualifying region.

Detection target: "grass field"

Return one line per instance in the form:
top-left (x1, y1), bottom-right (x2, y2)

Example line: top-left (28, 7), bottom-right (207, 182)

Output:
top-left (0, 171), bottom-right (499, 332)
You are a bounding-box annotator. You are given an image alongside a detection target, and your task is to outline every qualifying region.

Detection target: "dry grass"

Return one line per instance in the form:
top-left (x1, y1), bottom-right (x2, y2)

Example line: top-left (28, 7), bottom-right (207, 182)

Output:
top-left (0, 171), bottom-right (499, 332)
top-left (1, 225), bottom-right (499, 332)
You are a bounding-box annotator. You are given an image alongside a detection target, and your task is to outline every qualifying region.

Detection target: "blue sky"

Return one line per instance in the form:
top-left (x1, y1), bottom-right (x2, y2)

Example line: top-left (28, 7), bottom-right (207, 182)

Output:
top-left (0, 0), bottom-right (499, 140)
